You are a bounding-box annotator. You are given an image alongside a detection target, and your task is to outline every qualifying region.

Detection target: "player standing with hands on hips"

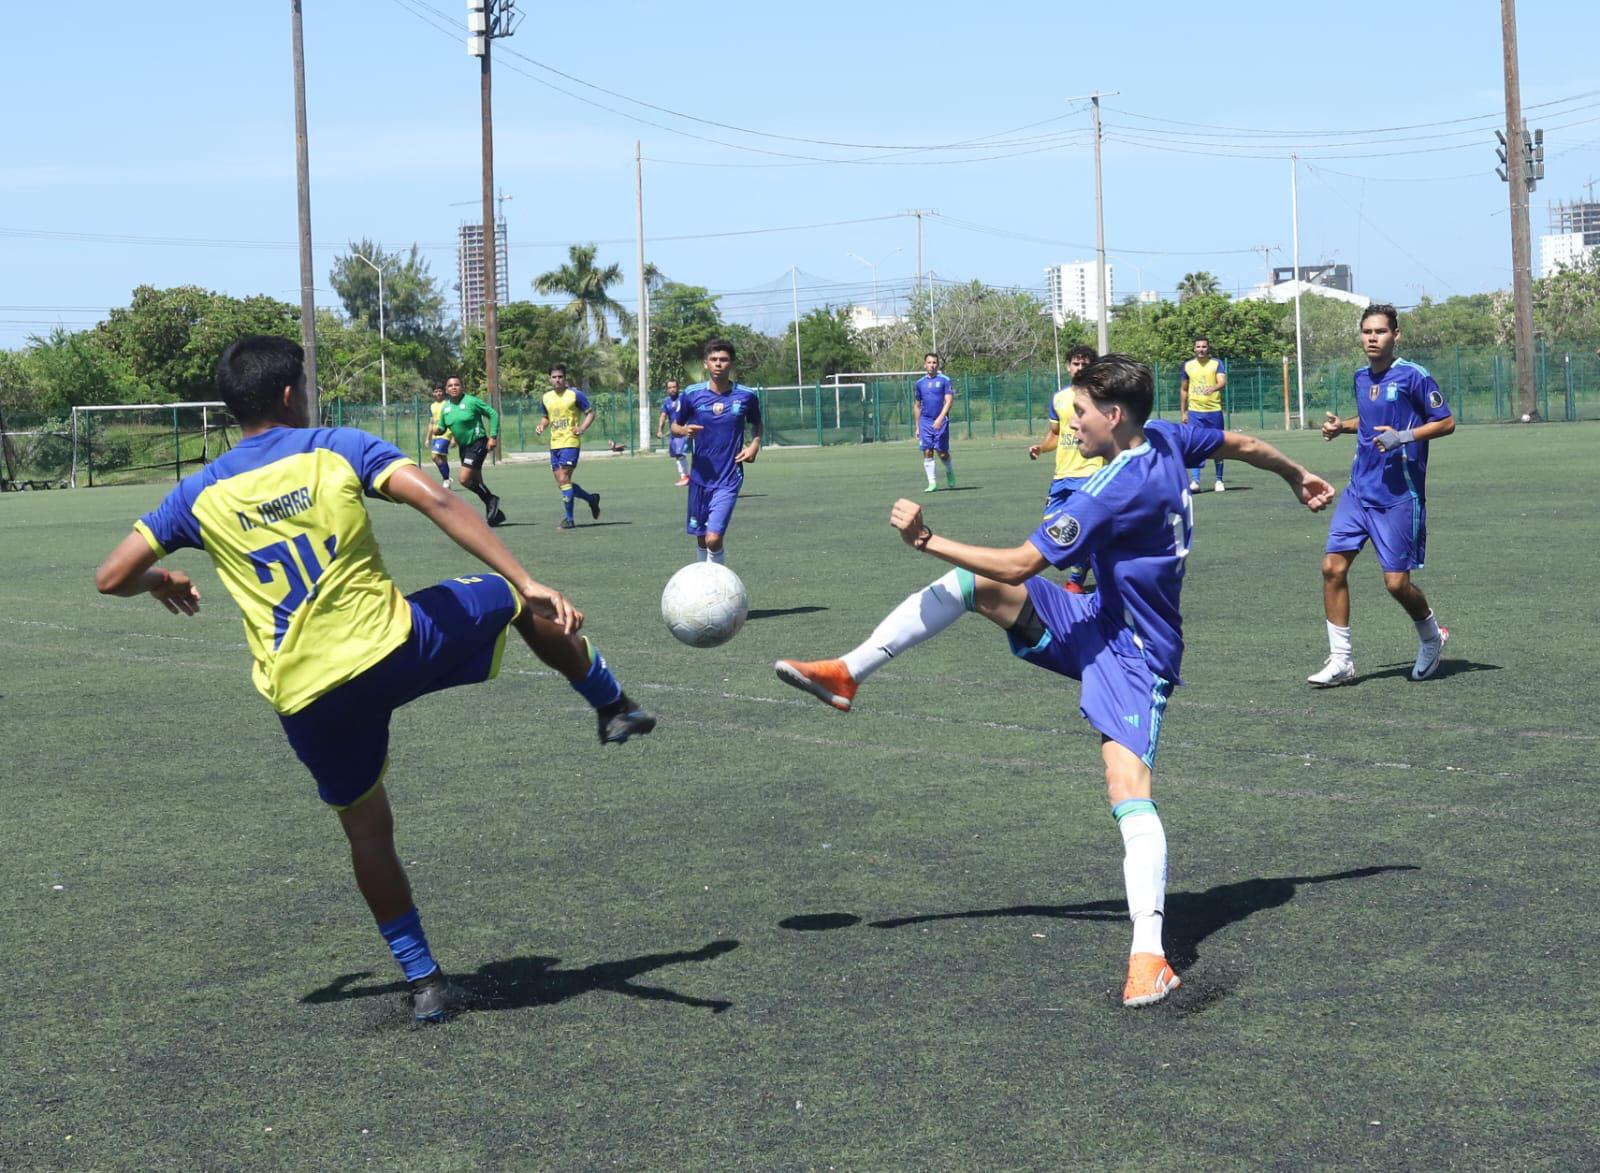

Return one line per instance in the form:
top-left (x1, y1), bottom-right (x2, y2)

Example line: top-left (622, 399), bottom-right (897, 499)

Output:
top-left (1308, 303), bottom-right (1455, 687)
top-left (672, 339), bottom-right (762, 565)
top-left (914, 352), bottom-right (955, 492)
top-left (1179, 336), bottom-right (1227, 492)
top-left (94, 336), bottom-right (655, 1023)
top-left (777, 355), bottom-right (1334, 1006)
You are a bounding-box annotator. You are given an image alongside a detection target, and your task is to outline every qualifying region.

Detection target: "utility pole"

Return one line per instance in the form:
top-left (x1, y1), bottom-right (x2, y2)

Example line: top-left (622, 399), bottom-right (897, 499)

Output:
top-left (635, 140), bottom-right (651, 451)
top-left (1290, 155), bottom-right (1306, 429)
top-left (905, 210), bottom-right (935, 300)
top-left (1499, 0), bottom-right (1539, 420)
top-left (289, 1), bottom-right (319, 420)
top-left (791, 266), bottom-right (804, 390)
top-left (353, 251), bottom-right (389, 416)
top-left (469, 1), bottom-right (519, 426)
top-left (1090, 92), bottom-right (1114, 355)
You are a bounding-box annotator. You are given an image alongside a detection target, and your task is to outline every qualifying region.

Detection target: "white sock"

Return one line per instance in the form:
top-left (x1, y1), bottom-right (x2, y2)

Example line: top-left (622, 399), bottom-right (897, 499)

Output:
top-left (841, 569), bottom-right (971, 682)
top-left (1115, 801), bottom-right (1167, 956)
top-left (707, 547), bottom-right (726, 565)
top-left (923, 457), bottom-right (936, 486)
top-left (676, 457), bottom-right (688, 476)
top-left (1327, 621), bottom-right (1353, 662)
top-left (695, 545), bottom-right (708, 562)
top-left (1414, 610), bottom-right (1440, 642)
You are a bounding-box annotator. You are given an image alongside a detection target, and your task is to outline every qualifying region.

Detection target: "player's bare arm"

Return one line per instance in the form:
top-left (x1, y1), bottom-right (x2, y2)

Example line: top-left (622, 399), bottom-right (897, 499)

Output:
top-left (1372, 415), bottom-right (1456, 450)
top-left (1029, 420), bottom-right (1061, 459)
top-left (385, 465), bottom-right (581, 632)
top-left (95, 535), bottom-right (201, 614)
top-left (575, 409), bottom-right (596, 438)
top-left (1213, 433), bottom-right (1336, 511)
top-left (933, 393), bottom-right (953, 430)
top-left (1322, 411), bottom-right (1359, 440)
top-left (672, 421), bottom-right (702, 438)
top-left (887, 498), bottom-right (1048, 584)
top-left (735, 420), bottom-right (763, 465)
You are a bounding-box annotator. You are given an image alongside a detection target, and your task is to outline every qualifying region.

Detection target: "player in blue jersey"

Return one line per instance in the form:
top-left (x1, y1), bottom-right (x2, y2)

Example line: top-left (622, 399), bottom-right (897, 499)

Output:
top-left (914, 352), bottom-right (956, 492)
top-left (93, 335), bottom-right (656, 1023)
top-left (777, 355), bottom-right (1334, 1006)
top-left (1309, 303), bottom-right (1456, 687)
top-left (656, 377), bottom-right (691, 485)
top-left (671, 338), bottom-right (763, 565)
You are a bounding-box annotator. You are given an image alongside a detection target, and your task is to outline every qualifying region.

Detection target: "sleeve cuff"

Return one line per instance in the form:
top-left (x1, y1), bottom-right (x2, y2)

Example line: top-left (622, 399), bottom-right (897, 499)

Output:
top-left (132, 520), bottom-right (168, 557)
top-left (370, 457), bottom-right (414, 500)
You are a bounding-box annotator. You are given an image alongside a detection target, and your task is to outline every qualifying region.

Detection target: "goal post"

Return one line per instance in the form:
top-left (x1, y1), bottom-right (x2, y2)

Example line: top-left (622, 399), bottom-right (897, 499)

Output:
top-left (70, 402), bottom-right (236, 488)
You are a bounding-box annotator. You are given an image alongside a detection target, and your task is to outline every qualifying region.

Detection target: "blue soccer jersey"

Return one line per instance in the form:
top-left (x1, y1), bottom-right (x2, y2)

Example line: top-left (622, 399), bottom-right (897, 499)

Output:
top-left (1346, 359), bottom-right (1452, 507)
top-left (675, 383), bottom-right (762, 487)
top-left (1026, 421), bottom-right (1221, 684)
top-left (660, 391), bottom-right (682, 421)
top-left (915, 374), bottom-right (953, 418)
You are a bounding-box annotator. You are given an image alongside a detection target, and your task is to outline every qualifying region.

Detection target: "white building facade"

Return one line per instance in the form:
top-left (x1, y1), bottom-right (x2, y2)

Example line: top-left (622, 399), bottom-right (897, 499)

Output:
top-left (1045, 261), bottom-right (1114, 327)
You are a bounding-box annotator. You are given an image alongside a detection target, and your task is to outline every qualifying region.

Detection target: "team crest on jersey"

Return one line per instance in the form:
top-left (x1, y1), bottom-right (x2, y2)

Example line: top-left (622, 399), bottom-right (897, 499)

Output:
top-left (1429, 389), bottom-right (1444, 408)
top-left (1368, 384), bottom-right (1379, 400)
top-left (1385, 385), bottom-right (1398, 402)
top-left (1045, 516), bottom-right (1081, 547)
top-left (712, 401), bottom-right (726, 415)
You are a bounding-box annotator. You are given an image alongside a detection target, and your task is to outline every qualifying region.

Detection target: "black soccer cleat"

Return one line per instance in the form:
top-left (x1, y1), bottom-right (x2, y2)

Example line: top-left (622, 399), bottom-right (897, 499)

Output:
top-left (488, 508), bottom-right (508, 528)
top-left (557, 518), bottom-right (576, 530)
top-left (484, 493), bottom-right (502, 519)
top-left (597, 695), bottom-right (657, 745)
top-left (589, 492), bottom-right (602, 520)
top-left (409, 968), bottom-right (467, 1024)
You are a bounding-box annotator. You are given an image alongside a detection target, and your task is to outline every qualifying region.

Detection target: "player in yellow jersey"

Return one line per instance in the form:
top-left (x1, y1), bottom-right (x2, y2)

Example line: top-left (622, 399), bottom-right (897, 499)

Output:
top-left (94, 335), bottom-right (656, 1022)
top-left (1179, 335), bottom-right (1228, 492)
top-left (425, 384), bottom-right (453, 487)
top-left (534, 363), bottom-right (601, 529)
top-left (1028, 345), bottom-right (1099, 590)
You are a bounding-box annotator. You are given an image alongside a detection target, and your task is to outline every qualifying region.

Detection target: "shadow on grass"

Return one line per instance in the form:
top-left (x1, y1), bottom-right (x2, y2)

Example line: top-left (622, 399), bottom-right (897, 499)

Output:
top-left (301, 939), bottom-right (739, 1014)
top-left (1354, 659), bottom-right (1501, 684)
top-left (780, 865), bottom-right (1418, 971)
top-left (747, 606), bottom-right (828, 621)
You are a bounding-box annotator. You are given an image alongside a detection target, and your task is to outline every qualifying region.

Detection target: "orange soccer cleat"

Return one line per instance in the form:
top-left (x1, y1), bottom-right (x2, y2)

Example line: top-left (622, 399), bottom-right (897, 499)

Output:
top-left (1122, 952), bottom-right (1181, 1007)
top-left (774, 658), bottom-right (858, 713)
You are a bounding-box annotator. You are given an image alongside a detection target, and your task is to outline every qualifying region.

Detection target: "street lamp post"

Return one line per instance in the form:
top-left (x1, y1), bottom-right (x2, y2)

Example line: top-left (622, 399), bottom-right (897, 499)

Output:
top-left (846, 247), bottom-right (901, 321)
top-left (354, 251), bottom-right (389, 415)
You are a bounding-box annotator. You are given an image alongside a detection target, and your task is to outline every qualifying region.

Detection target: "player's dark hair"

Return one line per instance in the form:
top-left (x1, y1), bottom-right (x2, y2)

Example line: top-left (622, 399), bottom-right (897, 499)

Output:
top-left (704, 338), bottom-right (735, 360)
top-left (1066, 344), bottom-right (1098, 363)
top-left (1072, 354), bottom-right (1154, 426)
top-left (215, 335), bottom-right (304, 424)
top-left (1193, 334), bottom-right (1209, 344)
top-left (549, 363), bottom-right (567, 376)
top-left (925, 352), bottom-right (940, 363)
top-left (1361, 303), bottom-right (1399, 330)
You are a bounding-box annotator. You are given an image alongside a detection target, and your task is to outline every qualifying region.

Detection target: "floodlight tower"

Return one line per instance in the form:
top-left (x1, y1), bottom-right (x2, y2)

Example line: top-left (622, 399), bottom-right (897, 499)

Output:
top-left (468, 0), bottom-right (521, 423)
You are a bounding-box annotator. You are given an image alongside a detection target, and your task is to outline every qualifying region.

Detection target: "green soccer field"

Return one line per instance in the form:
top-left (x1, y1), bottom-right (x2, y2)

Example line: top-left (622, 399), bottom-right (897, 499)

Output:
top-left (5, 424), bottom-right (1597, 1169)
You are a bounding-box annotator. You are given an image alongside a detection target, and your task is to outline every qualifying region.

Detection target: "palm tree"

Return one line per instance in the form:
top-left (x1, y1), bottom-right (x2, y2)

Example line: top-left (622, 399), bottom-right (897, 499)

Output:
top-left (534, 244), bottom-right (634, 345)
top-left (1177, 271), bottom-right (1222, 302)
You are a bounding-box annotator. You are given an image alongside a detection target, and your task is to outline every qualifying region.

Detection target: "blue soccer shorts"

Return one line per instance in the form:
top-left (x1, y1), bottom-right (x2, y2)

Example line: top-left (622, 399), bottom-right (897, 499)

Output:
top-left (1005, 577), bottom-right (1174, 767)
top-left (1187, 409), bottom-right (1224, 432)
top-left (1324, 491), bottom-right (1426, 572)
top-left (918, 420), bottom-right (951, 454)
top-left (550, 446), bottom-right (580, 470)
top-left (1043, 475), bottom-right (1090, 519)
top-left (430, 436), bottom-right (451, 456)
top-left (668, 435), bottom-right (690, 458)
top-left (686, 481), bottom-right (741, 537)
top-left (278, 574), bottom-right (521, 809)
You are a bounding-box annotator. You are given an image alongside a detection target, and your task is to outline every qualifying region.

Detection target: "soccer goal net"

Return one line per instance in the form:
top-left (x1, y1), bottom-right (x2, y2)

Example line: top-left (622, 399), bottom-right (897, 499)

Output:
top-left (70, 402), bottom-right (238, 488)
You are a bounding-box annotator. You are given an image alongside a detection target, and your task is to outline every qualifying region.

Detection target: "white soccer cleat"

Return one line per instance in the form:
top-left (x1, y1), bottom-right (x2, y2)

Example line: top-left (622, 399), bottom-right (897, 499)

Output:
top-left (1188, 479), bottom-right (1201, 493)
top-left (1213, 480), bottom-right (1226, 493)
top-left (1411, 626), bottom-right (1450, 681)
top-left (1308, 657), bottom-right (1356, 687)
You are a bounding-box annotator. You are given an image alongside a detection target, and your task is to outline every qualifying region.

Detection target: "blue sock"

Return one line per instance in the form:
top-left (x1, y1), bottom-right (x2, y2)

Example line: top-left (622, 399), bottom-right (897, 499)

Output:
top-left (1066, 564), bottom-right (1087, 586)
top-left (561, 486), bottom-right (575, 521)
top-left (378, 907), bottom-right (438, 982)
top-left (1214, 461), bottom-right (1224, 480)
top-left (571, 638), bottom-right (623, 709)
top-left (1188, 467), bottom-right (1201, 483)
top-left (434, 461), bottom-right (449, 482)
top-left (572, 483), bottom-right (594, 504)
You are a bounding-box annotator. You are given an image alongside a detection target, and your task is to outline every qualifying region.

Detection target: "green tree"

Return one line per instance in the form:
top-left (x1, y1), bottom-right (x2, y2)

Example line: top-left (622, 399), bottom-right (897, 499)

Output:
top-left (535, 244), bottom-right (634, 346)
top-left (648, 282), bottom-right (723, 385)
top-left (328, 240), bottom-right (455, 378)
top-left (1178, 272), bottom-right (1222, 302)
top-left (493, 301), bottom-right (588, 394)
top-left (1534, 251), bottom-right (1600, 343)
top-left (791, 306), bottom-right (866, 382)
top-left (17, 327), bottom-right (136, 417)
top-left (909, 282), bottom-right (1054, 372)
top-left (1275, 294), bottom-right (1364, 364)
top-left (1400, 294), bottom-right (1500, 351)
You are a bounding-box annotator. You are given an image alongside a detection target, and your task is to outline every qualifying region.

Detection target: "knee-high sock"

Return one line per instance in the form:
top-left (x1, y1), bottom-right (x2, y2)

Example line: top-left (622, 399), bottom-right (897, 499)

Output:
top-left (676, 456), bottom-right (689, 476)
top-left (706, 547), bottom-right (726, 565)
top-left (1213, 460), bottom-right (1224, 480)
top-left (1114, 798), bottom-right (1167, 956)
top-left (694, 544), bottom-right (708, 562)
top-left (569, 637), bottom-right (623, 709)
top-left (841, 569), bottom-right (974, 682)
top-left (940, 453), bottom-right (955, 477)
top-left (571, 482), bottom-right (595, 503)
top-left (561, 485), bottom-right (575, 520)
top-left (378, 906), bottom-right (438, 982)
top-left (923, 457), bottom-right (937, 485)
top-left (433, 459), bottom-right (450, 483)
top-left (469, 479), bottom-right (494, 504)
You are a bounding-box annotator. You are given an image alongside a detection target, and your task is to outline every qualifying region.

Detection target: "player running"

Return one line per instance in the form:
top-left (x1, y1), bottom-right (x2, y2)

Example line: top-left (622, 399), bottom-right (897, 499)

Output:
top-left (657, 378), bottom-right (691, 486)
top-left (93, 335), bottom-right (656, 1023)
top-left (671, 338), bottom-right (762, 565)
top-left (776, 355), bottom-right (1334, 1006)
top-left (534, 363), bottom-right (601, 530)
top-left (438, 375), bottom-right (505, 526)
top-left (425, 384), bottom-right (453, 487)
top-left (1028, 344), bottom-right (1099, 591)
top-left (1309, 303), bottom-right (1455, 687)
top-left (914, 352), bottom-right (956, 492)
top-left (1179, 337), bottom-right (1228, 492)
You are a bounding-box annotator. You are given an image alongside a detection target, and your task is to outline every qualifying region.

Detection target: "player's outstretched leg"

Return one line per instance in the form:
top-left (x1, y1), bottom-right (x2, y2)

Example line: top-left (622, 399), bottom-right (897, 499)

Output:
top-left (514, 610), bottom-right (656, 743)
top-left (1103, 744), bottom-right (1180, 1007)
top-left (776, 569), bottom-right (981, 711)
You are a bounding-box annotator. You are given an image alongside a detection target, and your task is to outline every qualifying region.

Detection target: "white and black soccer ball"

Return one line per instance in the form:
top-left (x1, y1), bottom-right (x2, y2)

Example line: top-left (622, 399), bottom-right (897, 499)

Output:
top-left (661, 562), bottom-right (749, 648)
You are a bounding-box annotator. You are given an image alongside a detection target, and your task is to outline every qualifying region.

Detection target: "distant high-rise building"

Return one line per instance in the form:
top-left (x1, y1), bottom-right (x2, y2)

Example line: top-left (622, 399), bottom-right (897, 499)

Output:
top-left (1044, 261), bottom-right (1114, 327)
top-left (1540, 200), bottom-right (1600, 277)
top-left (457, 219), bottom-right (509, 329)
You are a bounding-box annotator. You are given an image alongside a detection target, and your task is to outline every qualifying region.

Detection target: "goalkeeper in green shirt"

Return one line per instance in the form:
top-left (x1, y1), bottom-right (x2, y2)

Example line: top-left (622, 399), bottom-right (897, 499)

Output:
top-left (439, 375), bottom-right (506, 526)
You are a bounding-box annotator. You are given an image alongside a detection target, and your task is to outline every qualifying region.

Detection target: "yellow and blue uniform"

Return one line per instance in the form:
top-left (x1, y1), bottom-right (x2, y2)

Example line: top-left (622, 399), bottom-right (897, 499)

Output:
top-left (1047, 386), bottom-right (1105, 486)
top-left (1181, 357), bottom-right (1226, 482)
top-left (541, 387), bottom-right (592, 469)
top-left (135, 425), bottom-right (521, 806)
top-left (428, 399), bottom-right (450, 455)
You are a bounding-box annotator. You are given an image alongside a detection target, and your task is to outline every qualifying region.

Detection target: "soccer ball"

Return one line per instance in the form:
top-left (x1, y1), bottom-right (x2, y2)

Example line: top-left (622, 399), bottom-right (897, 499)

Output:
top-left (661, 562), bottom-right (749, 648)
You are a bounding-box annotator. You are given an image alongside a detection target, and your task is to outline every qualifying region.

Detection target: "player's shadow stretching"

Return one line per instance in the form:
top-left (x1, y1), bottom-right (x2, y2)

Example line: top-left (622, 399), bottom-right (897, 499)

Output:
top-left (780, 865), bottom-right (1416, 970)
top-left (300, 939), bottom-right (739, 1014)
top-left (1350, 659), bottom-right (1500, 684)
top-left (746, 606), bottom-right (828, 621)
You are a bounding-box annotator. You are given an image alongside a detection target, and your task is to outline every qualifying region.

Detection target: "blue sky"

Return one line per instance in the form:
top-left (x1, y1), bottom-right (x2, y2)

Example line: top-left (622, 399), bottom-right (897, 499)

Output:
top-left (4, 1), bottom-right (1597, 348)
